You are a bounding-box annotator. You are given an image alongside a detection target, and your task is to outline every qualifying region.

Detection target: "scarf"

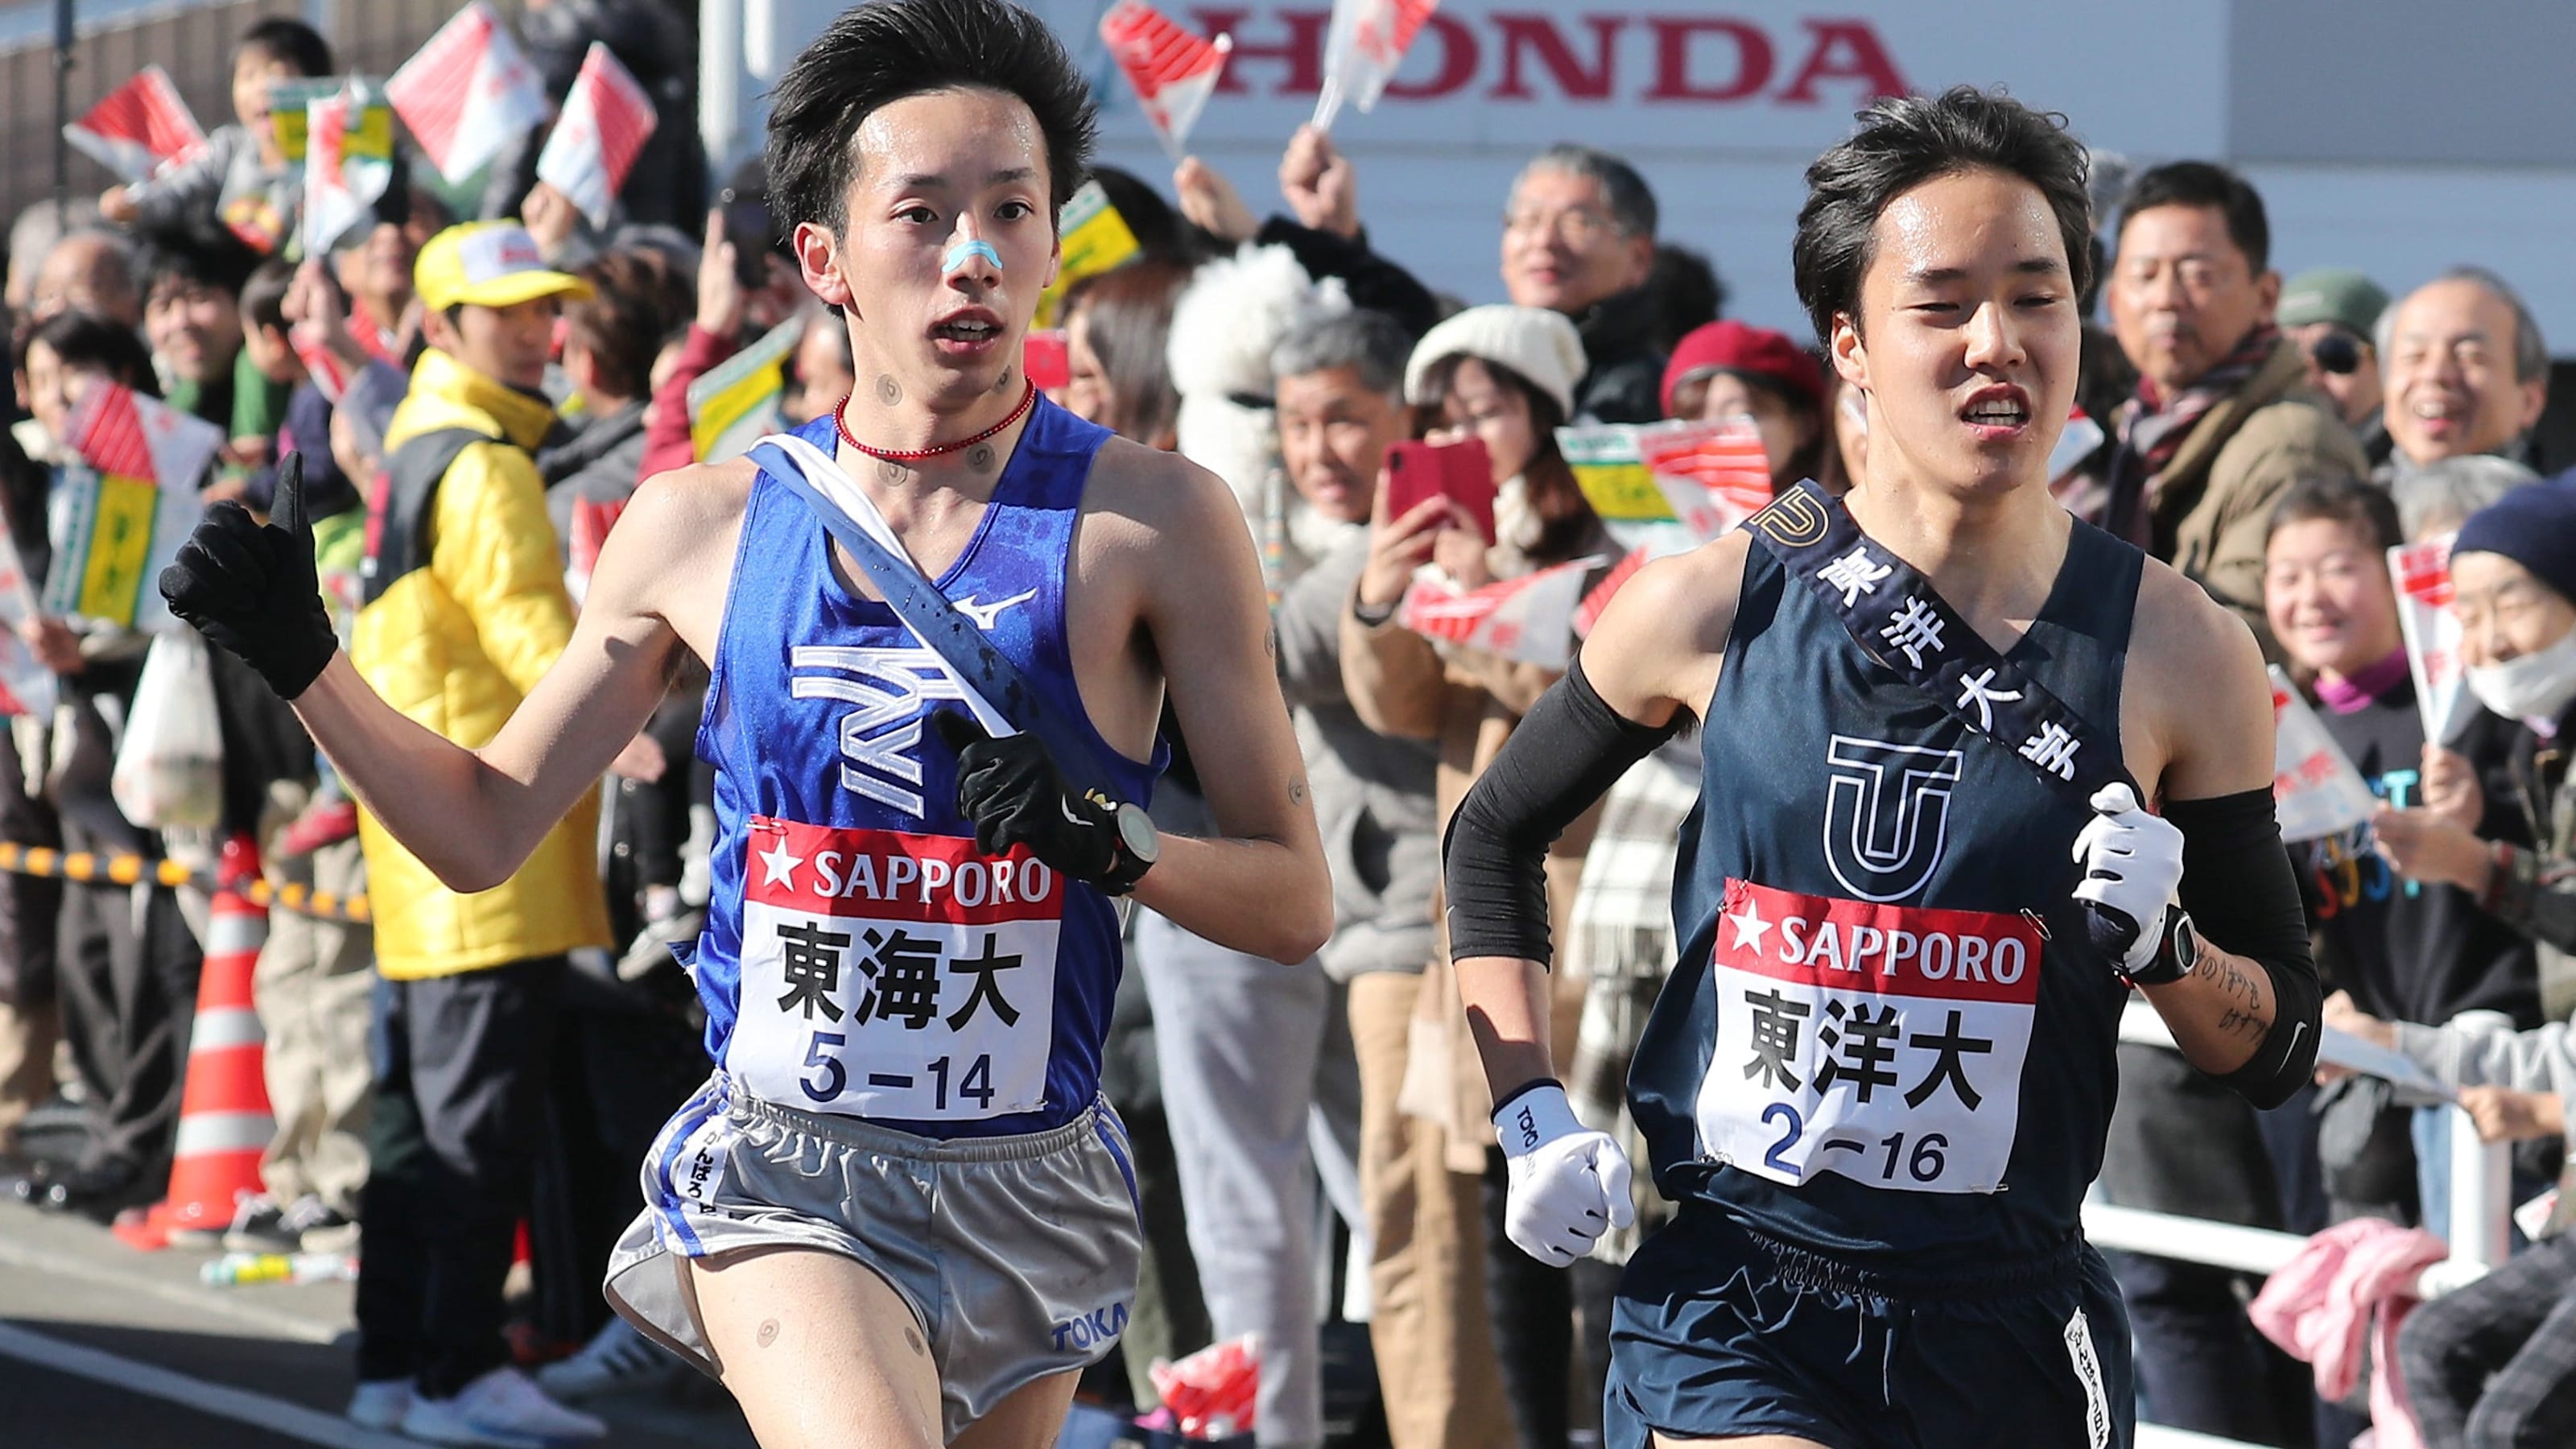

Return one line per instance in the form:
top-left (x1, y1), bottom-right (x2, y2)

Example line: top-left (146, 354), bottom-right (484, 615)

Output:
top-left (2107, 322), bottom-right (2281, 547)
top-left (2316, 649), bottom-right (2413, 715)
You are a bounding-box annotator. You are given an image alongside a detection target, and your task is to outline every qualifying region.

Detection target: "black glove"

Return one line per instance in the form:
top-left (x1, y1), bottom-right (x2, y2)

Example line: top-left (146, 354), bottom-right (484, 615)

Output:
top-left (931, 709), bottom-right (1121, 885)
top-left (157, 450), bottom-right (338, 700)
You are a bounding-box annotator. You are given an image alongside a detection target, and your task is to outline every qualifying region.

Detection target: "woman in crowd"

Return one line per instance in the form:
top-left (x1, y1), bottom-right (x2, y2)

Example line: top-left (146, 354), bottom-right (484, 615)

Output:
top-left (1657, 318), bottom-right (1832, 495)
top-left (2264, 476), bottom-right (2541, 1254)
top-left (1343, 303), bottom-right (1614, 1449)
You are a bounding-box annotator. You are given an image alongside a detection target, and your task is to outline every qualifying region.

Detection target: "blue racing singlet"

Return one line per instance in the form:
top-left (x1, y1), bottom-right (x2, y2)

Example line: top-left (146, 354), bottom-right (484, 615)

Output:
top-left (1629, 514), bottom-right (2143, 1264)
top-left (687, 400), bottom-right (1164, 1138)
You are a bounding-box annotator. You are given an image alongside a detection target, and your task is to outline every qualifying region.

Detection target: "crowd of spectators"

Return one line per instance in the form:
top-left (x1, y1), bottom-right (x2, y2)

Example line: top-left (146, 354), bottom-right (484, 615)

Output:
top-left (11, 9), bottom-right (2576, 1449)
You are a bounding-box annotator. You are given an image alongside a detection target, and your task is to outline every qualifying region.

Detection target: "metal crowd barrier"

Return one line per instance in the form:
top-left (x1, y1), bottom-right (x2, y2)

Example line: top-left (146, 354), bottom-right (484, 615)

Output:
top-left (0, 841), bottom-right (370, 924)
top-left (2094, 1003), bottom-right (2507, 1449)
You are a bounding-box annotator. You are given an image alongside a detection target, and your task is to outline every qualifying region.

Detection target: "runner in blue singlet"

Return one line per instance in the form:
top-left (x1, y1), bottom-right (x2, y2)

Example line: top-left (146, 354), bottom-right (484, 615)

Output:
top-left (155, 3), bottom-right (1332, 1446)
top-left (1436, 89), bottom-right (2322, 1449)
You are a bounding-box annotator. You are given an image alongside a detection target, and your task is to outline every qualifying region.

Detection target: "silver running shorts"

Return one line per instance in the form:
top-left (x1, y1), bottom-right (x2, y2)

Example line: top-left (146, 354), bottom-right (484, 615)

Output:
top-left (605, 1073), bottom-right (1144, 1439)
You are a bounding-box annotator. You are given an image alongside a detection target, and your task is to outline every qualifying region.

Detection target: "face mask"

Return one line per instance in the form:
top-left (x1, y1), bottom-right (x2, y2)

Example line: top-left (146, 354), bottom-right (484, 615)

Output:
top-left (2467, 627), bottom-right (2576, 724)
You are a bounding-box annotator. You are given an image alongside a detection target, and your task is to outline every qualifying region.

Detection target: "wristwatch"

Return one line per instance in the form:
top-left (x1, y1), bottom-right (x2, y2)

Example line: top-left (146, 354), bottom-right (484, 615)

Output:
top-left (1100, 801), bottom-right (1159, 895)
top-left (2123, 910), bottom-right (2197, 988)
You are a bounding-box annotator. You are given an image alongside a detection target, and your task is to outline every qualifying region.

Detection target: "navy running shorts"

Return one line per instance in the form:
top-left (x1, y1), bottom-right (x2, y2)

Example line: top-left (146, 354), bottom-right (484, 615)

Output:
top-left (1604, 1206), bottom-right (2132, 1449)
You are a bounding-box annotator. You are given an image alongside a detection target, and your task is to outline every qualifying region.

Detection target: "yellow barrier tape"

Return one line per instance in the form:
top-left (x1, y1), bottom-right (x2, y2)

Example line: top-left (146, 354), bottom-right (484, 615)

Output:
top-left (0, 842), bottom-right (369, 923)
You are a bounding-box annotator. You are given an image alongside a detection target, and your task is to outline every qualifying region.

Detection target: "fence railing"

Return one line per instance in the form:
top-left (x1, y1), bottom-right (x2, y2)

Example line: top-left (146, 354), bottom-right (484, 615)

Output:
top-left (2091, 1003), bottom-right (2507, 1449)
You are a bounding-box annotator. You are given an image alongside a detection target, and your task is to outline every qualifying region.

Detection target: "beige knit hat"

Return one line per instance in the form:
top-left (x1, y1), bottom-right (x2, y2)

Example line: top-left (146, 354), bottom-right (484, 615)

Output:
top-left (1404, 304), bottom-right (1588, 418)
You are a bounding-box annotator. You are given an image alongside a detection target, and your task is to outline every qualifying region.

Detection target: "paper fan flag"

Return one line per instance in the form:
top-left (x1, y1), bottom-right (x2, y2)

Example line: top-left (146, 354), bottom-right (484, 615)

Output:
top-left (1637, 418), bottom-right (1773, 542)
top-left (1314, 0), bottom-right (1439, 132)
top-left (1100, 1), bottom-right (1232, 159)
top-left (64, 67), bottom-right (206, 185)
top-left (2267, 666), bottom-right (2380, 843)
top-left (302, 80), bottom-right (399, 257)
top-left (688, 317), bottom-right (803, 463)
top-left (535, 43), bottom-right (660, 228)
top-left (388, 2), bottom-right (551, 185)
top-left (46, 382), bottom-right (224, 633)
top-left (1399, 555), bottom-right (1602, 671)
top-left (2390, 533), bottom-right (2478, 746)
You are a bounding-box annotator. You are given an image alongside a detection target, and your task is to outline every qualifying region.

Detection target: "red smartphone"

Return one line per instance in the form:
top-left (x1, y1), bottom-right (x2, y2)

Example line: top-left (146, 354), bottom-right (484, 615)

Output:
top-left (1383, 437), bottom-right (1496, 544)
top-left (1023, 329), bottom-right (1071, 391)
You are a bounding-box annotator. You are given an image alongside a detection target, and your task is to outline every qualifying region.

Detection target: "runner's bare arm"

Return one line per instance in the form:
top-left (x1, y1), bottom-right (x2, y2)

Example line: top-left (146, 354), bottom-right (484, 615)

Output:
top-left (1455, 539), bottom-right (1746, 1096)
top-left (2128, 568), bottom-right (2318, 1086)
top-left (291, 465), bottom-right (737, 892)
top-left (1119, 454), bottom-right (1335, 964)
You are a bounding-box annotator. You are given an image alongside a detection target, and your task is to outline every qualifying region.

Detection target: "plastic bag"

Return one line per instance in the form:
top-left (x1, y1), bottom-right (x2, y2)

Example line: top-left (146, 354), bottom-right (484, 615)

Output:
top-left (111, 630), bottom-right (224, 831)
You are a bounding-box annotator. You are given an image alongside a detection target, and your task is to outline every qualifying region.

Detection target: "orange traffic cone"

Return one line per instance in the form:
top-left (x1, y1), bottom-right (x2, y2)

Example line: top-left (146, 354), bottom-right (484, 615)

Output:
top-left (117, 837), bottom-right (274, 1251)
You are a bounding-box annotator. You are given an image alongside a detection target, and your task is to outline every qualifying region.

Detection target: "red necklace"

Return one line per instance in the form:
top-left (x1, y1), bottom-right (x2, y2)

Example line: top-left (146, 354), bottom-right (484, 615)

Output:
top-left (835, 382), bottom-right (1037, 462)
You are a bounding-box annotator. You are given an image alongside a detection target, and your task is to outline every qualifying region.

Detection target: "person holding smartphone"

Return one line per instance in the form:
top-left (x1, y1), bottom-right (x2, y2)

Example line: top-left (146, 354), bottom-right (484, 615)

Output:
top-left (1343, 303), bottom-right (1616, 1449)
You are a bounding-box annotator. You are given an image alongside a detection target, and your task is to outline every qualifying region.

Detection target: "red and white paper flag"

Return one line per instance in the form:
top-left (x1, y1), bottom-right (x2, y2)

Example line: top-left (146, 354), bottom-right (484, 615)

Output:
top-left (535, 43), bottom-right (659, 228)
top-left (388, 2), bottom-right (551, 185)
top-left (2390, 533), bottom-right (2478, 745)
top-left (2268, 665), bottom-right (2380, 842)
top-left (1313, 0), bottom-right (1439, 132)
top-left (1100, 1), bottom-right (1232, 159)
top-left (48, 383), bottom-right (224, 632)
top-left (2050, 407), bottom-right (2105, 483)
top-left (64, 66), bottom-right (207, 184)
top-left (1638, 418), bottom-right (1773, 543)
top-left (0, 516), bottom-right (56, 719)
top-left (1399, 555), bottom-right (1600, 671)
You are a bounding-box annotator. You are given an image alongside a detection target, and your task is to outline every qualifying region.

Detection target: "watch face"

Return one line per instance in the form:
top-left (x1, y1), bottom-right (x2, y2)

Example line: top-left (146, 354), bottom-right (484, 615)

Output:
top-left (1116, 803), bottom-right (1159, 863)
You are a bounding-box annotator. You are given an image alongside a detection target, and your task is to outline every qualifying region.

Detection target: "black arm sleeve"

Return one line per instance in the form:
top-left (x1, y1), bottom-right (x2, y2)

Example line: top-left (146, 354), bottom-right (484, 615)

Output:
top-left (1442, 658), bottom-right (1683, 968)
top-left (2167, 788), bottom-right (2321, 1110)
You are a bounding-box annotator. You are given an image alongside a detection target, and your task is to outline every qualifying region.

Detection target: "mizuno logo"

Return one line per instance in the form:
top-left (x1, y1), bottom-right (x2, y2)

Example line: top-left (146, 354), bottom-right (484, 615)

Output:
top-left (954, 588), bottom-right (1038, 630)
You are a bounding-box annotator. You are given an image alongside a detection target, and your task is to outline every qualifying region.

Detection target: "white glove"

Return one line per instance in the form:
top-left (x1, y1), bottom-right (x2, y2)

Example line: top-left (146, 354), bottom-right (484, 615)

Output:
top-left (2070, 782), bottom-right (2186, 975)
top-left (1494, 1081), bottom-right (1633, 1266)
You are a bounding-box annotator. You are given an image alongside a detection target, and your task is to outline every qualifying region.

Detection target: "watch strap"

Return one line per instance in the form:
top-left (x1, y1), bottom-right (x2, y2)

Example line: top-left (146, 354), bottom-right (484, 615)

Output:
top-left (2122, 910), bottom-right (2194, 988)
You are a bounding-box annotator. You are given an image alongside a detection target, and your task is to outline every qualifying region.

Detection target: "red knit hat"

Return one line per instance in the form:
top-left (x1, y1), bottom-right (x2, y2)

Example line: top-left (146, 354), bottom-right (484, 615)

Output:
top-left (1661, 320), bottom-right (1827, 419)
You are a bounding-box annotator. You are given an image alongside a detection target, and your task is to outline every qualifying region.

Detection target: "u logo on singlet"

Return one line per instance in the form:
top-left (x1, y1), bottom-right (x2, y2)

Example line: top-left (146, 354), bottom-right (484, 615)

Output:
top-left (1821, 734), bottom-right (1962, 903)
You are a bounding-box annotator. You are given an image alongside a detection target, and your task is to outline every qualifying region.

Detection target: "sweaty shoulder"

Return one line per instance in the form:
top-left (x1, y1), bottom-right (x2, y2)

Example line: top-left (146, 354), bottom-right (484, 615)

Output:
top-left (1074, 436), bottom-right (1256, 570)
top-left (1580, 530), bottom-right (1751, 728)
top-left (2126, 556), bottom-right (2273, 799)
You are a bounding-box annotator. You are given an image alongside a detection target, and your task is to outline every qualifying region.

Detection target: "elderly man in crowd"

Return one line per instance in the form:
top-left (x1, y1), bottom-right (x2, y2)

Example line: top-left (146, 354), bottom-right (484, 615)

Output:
top-left (24, 229), bottom-right (143, 329)
top-left (2100, 159), bottom-right (2368, 1446)
top-left (2278, 266), bottom-right (2392, 462)
top-left (2104, 160), bottom-right (2368, 650)
top-left (1499, 145), bottom-right (1666, 423)
top-left (2380, 265), bottom-right (2551, 481)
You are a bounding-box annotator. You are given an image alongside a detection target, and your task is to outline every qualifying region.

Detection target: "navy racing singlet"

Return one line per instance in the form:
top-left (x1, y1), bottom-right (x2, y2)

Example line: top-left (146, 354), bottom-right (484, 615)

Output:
top-left (688, 401), bottom-right (1164, 1138)
top-left (1629, 510), bottom-right (2144, 1264)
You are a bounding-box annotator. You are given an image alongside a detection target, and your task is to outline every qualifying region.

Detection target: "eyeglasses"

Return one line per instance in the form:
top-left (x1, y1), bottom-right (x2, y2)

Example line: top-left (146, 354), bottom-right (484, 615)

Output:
top-left (1503, 204), bottom-right (1623, 248)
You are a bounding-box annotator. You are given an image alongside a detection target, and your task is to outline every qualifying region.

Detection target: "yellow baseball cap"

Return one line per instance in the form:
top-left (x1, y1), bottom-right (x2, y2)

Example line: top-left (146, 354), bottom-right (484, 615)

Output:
top-left (414, 221), bottom-right (595, 312)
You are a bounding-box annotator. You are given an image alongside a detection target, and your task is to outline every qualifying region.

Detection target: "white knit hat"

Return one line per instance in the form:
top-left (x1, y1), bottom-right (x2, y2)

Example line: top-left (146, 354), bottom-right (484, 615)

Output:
top-left (1404, 305), bottom-right (1588, 418)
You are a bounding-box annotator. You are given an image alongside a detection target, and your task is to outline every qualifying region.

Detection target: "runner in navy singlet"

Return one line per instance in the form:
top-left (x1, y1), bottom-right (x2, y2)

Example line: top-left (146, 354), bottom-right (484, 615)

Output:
top-left (155, 2), bottom-right (1332, 1446)
top-left (1439, 89), bottom-right (2321, 1449)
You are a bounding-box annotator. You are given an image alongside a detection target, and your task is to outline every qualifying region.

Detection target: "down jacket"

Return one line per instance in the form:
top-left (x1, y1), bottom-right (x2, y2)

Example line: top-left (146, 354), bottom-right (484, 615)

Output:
top-left (356, 349), bottom-right (611, 979)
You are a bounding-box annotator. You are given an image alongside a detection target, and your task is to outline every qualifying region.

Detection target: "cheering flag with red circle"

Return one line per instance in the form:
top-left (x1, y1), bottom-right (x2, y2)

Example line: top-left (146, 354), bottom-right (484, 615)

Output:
top-left (1314, 0), bottom-right (1440, 131)
top-left (387, 2), bottom-right (551, 185)
top-left (1099, 1), bottom-right (1232, 159)
top-left (64, 67), bottom-right (206, 185)
top-left (535, 43), bottom-right (660, 228)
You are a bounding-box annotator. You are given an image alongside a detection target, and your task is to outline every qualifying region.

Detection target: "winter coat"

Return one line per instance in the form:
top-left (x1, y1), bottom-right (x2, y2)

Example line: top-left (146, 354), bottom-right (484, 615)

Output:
top-left (356, 349), bottom-right (611, 978)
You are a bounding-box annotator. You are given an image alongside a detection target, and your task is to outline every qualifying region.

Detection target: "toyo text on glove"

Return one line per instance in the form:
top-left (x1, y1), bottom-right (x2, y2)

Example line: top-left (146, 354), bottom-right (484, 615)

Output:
top-left (1493, 1079), bottom-right (1633, 1266)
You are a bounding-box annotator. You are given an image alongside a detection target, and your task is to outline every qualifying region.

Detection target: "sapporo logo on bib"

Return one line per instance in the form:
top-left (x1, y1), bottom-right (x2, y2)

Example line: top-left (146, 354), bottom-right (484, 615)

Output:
top-left (1696, 878), bottom-right (2038, 1194)
top-left (731, 816), bottom-right (1059, 1121)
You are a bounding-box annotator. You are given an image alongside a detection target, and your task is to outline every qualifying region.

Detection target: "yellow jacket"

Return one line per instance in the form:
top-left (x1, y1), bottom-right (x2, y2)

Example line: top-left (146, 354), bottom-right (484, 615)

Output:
top-left (354, 349), bottom-right (610, 978)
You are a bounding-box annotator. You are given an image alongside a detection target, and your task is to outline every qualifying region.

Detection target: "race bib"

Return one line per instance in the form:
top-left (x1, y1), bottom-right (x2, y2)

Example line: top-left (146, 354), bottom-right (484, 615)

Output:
top-left (730, 816), bottom-right (1060, 1121)
top-left (1696, 878), bottom-right (2039, 1194)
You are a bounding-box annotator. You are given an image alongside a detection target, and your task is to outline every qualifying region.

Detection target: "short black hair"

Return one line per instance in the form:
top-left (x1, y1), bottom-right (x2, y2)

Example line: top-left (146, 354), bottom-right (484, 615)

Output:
top-left (142, 241), bottom-right (255, 301)
top-left (2267, 473), bottom-right (2401, 555)
top-left (237, 18), bottom-right (333, 78)
top-left (25, 309), bottom-right (159, 396)
top-left (2117, 161), bottom-right (2269, 275)
top-left (1793, 86), bottom-right (2093, 345)
top-left (239, 259), bottom-right (294, 335)
top-left (764, 0), bottom-right (1097, 237)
